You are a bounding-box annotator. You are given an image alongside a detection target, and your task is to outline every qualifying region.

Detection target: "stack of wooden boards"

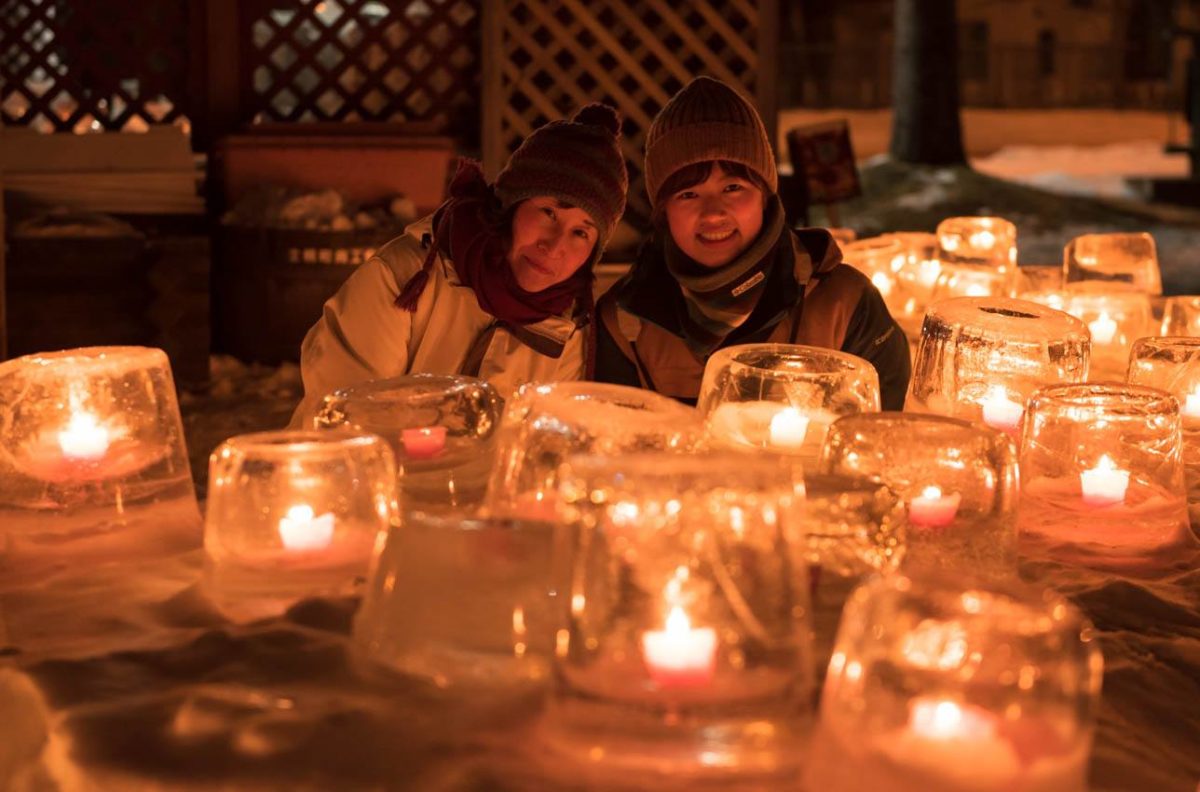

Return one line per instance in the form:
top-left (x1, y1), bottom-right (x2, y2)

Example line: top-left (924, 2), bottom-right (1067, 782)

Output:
top-left (0, 125), bottom-right (202, 215)
top-left (0, 125), bottom-right (209, 385)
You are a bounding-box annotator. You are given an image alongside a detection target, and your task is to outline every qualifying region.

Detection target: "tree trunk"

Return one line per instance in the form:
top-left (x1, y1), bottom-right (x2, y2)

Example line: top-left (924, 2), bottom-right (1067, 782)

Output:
top-left (890, 0), bottom-right (967, 165)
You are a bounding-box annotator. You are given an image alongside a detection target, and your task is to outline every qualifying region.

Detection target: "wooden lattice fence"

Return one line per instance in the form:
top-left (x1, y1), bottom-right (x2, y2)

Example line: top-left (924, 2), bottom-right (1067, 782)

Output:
top-left (0, 0), bottom-right (191, 132)
top-left (240, 0), bottom-right (480, 135)
top-left (482, 0), bottom-right (778, 230)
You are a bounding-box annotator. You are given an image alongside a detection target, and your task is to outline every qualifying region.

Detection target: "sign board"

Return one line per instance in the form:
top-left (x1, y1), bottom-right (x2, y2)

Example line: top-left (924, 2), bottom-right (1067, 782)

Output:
top-left (785, 120), bottom-right (861, 206)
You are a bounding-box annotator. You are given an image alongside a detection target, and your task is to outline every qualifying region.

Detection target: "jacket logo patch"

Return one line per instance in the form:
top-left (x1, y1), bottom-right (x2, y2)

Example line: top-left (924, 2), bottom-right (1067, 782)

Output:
top-left (730, 271), bottom-right (766, 297)
top-left (873, 326), bottom-right (896, 346)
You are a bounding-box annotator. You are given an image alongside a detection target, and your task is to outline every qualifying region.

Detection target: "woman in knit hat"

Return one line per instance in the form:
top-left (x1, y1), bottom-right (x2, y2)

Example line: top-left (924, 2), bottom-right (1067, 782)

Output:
top-left (290, 104), bottom-right (628, 425)
top-left (594, 77), bottom-right (910, 409)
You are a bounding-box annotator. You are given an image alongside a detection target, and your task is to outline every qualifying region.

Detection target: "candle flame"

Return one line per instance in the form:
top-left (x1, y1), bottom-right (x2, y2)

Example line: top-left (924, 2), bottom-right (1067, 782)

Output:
top-left (1093, 454), bottom-right (1116, 472)
top-left (665, 605), bottom-right (691, 634)
top-left (1089, 311), bottom-right (1117, 344)
top-left (920, 485), bottom-right (943, 499)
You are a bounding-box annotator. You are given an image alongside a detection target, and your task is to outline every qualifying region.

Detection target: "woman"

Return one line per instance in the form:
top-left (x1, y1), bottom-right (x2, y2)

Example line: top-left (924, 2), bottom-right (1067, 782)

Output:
top-left (594, 77), bottom-right (910, 409)
top-left (291, 104), bottom-right (629, 425)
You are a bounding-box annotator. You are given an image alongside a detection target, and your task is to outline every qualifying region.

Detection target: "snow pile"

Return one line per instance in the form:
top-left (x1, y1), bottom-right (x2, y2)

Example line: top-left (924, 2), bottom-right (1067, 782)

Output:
top-left (972, 140), bottom-right (1188, 200)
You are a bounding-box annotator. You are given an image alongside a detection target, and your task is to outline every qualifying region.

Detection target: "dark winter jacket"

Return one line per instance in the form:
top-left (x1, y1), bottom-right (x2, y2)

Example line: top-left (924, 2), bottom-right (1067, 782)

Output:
top-left (594, 227), bottom-right (911, 409)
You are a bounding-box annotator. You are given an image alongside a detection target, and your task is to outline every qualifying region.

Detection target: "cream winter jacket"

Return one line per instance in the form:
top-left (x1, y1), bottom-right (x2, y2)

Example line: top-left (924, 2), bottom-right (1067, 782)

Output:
top-left (290, 215), bottom-right (587, 427)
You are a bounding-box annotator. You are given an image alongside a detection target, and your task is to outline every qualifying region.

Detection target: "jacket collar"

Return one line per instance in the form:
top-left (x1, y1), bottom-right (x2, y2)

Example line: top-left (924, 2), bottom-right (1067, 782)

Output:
top-left (614, 226), bottom-right (844, 348)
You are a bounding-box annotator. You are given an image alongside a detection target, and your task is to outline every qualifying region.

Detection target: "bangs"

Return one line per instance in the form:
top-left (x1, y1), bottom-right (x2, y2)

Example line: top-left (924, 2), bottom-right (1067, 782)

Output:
top-left (654, 160), bottom-right (767, 213)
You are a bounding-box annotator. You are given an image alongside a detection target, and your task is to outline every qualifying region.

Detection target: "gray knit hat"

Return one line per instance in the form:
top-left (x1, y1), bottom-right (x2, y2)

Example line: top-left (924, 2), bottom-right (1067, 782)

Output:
top-left (644, 77), bottom-right (777, 210)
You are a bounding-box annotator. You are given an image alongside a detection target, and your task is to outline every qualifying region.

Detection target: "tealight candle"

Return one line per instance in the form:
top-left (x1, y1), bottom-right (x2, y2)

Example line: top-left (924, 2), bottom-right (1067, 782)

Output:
top-left (908, 485), bottom-right (961, 528)
top-left (908, 697), bottom-right (998, 742)
top-left (1088, 311), bottom-right (1117, 345)
top-left (57, 410), bottom-right (111, 460)
top-left (401, 426), bottom-right (447, 460)
top-left (1079, 454), bottom-right (1129, 507)
top-left (641, 605), bottom-right (718, 688)
top-left (769, 407), bottom-right (810, 451)
top-left (277, 504), bottom-right (335, 551)
top-left (980, 386), bottom-right (1023, 433)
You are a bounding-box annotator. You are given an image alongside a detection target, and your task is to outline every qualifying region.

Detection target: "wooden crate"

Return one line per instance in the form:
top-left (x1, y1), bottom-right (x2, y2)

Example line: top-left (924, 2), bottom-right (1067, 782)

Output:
top-left (215, 224), bottom-right (404, 365)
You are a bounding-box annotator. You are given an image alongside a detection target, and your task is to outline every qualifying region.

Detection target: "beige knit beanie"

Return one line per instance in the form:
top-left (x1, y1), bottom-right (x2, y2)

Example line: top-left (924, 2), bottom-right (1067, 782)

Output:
top-left (644, 76), bottom-right (777, 210)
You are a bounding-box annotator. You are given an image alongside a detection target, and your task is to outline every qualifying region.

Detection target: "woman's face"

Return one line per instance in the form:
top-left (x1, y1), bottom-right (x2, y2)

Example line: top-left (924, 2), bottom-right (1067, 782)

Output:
top-left (664, 163), bottom-right (765, 268)
top-left (507, 197), bottom-right (599, 292)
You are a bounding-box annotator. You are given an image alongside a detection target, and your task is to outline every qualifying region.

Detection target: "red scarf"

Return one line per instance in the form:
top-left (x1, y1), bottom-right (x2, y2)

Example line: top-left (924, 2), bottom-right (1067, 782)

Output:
top-left (395, 160), bottom-right (590, 326)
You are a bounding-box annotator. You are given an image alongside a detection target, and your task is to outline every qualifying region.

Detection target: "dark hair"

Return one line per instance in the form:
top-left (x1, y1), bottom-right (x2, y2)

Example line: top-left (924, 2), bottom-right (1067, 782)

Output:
top-left (653, 160), bottom-right (770, 223)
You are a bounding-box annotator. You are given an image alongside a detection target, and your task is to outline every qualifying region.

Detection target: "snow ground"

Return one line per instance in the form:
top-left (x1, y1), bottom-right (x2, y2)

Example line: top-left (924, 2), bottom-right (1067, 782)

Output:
top-left (8, 125), bottom-right (1199, 790)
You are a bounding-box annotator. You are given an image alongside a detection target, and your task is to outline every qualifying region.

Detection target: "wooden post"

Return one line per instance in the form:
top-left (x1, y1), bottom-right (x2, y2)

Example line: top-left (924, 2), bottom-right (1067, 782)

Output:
top-left (481, 0), bottom-right (507, 179)
top-left (756, 0), bottom-right (780, 156)
top-left (188, 0), bottom-right (242, 154)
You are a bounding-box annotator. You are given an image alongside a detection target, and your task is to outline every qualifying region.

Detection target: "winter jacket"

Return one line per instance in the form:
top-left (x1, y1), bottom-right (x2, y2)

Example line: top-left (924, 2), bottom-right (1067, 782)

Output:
top-left (290, 215), bottom-right (586, 427)
top-left (594, 228), bottom-right (911, 409)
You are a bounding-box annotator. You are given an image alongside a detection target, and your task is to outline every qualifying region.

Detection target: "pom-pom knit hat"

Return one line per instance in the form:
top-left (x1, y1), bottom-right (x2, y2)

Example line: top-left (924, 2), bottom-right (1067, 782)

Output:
top-left (494, 103), bottom-right (629, 249)
top-left (643, 76), bottom-right (777, 210)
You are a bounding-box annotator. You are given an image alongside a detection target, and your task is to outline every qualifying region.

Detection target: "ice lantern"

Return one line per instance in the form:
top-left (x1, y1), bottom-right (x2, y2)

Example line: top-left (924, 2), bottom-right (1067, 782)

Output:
top-left (1159, 295), bottom-right (1200, 337)
top-left (0, 346), bottom-right (201, 555)
top-left (1020, 287), bottom-right (1153, 381)
top-left (844, 233), bottom-right (941, 339)
top-left (204, 430), bottom-right (399, 620)
top-left (698, 343), bottom-right (880, 473)
top-left (314, 374), bottom-right (503, 513)
top-left (1127, 336), bottom-right (1200, 531)
top-left (1064, 231), bottom-right (1162, 295)
top-left (929, 216), bottom-right (1018, 302)
top-left (353, 511), bottom-right (558, 689)
top-left (1018, 383), bottom-right (1195, 567)
top-left (539, 452), bottom-right (813, 779)
top-left (484, 382), bottom-right (703, 520)
top-left (842, 235), bottom-right (905, 304)
top-left (906, 296), bottom-right (1090, 437)
top-left (804, 574), bottom-right (1103, 792)
top-left (819, 413), bottom-right (1020, 578)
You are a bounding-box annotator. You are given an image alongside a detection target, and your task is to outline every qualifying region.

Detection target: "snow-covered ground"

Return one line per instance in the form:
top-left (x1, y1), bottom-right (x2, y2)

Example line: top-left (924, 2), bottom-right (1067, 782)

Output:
top-left (972, 139), bottom-right (1189, 200)
top-left (4, 125), bottom-right (1200, 791)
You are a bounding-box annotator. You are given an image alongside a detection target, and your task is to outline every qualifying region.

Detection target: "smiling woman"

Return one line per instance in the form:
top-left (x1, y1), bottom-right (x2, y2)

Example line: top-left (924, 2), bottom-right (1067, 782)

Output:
top-left (594, 77), bottom-right (912, 410)
top-left (288, 104), bottom-right (629, 427)
top-left (508, 198), bottom-right (600, 293)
